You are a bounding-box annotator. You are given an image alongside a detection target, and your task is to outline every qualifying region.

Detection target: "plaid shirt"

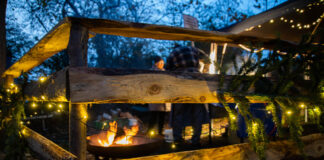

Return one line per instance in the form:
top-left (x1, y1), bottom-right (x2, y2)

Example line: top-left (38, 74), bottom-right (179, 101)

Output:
top-left (166, 46), bottom-right (207, 71)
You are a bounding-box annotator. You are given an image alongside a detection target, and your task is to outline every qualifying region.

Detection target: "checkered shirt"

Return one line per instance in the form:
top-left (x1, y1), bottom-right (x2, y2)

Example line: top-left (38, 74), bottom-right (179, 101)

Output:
top-left (166, 46), bottom-right (205, 71)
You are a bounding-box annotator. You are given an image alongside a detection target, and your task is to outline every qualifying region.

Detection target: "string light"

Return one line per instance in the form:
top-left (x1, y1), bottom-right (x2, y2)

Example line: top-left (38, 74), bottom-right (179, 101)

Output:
top-left (58, 104), bottom-right (63, 109)
top-left (290, 20), bottom-right (293, 23)
top-left (171, 143), bottom-right (176, 149)
top-left (286, 110), bottom-right (292, 116)
top-left (300, 104), bottom-right (305, 109)
top-left (27, 121), bottom-right (30, 125)
top-left (231, 116), bottom-right (236, 120)
top-left (21, 128), bottom-right (26, 135)
top-left (150, 130), bottom-right (155, 136)
top-left (39, 77), bottom-right (46, 83)
top-left (31, 102), bottom-right (37, 108)
top-left (34, 112), bottom-right (38, 115)
top-left (267, 111), bottom-right (271, 114)
top-left (48, 104), bottom-right (53, 109)
top-left (280, 17), bottom-right (284, 20)
top-left (258, 25), bottom-right (261, 28)
top-left (57, 109), bottom-right (61, 113)
top-left (291, 25), bottom-right (295, 28)
top-left (41, 95), bottom-right (46, 100)
top-left (269, 19), bottom-right (274, 23)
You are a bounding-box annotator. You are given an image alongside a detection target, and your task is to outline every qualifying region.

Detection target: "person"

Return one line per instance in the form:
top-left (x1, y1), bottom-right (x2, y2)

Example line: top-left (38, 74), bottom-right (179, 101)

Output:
top-left (148, 56), bottom-right (170, 136)
top-left (166, 45), bottom-right (209, 147)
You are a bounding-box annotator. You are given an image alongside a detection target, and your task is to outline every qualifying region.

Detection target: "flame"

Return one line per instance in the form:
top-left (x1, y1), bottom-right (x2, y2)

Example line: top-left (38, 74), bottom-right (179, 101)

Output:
top-left (93, 121), bottom-right (117, 147)
top-left (89, 121), bottom-right (139, 147)
top-left (115, 125), bottom-right (139, 145)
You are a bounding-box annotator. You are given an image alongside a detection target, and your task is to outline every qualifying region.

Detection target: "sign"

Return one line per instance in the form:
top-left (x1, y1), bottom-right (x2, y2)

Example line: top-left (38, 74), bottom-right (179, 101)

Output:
top-left (183, 14), bottom-right (198, 29)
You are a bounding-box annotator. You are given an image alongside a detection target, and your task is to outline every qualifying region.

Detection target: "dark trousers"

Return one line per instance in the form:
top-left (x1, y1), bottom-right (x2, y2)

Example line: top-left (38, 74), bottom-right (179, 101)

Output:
top-left (172, 104), bottom-right (206, 144)
top-left (148, 111), bottom-right (166, 135)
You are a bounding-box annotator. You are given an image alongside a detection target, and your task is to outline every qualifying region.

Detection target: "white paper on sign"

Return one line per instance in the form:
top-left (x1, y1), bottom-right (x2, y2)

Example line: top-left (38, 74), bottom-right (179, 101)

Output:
top-left (183, 14), bottom-right (198, 29)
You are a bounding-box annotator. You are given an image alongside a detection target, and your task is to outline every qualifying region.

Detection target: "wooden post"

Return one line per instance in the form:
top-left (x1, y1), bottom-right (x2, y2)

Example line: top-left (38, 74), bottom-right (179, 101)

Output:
top-left (67, 21), bottom-right (89, 160)
top-left (69, 103), bottom-right (87, 159)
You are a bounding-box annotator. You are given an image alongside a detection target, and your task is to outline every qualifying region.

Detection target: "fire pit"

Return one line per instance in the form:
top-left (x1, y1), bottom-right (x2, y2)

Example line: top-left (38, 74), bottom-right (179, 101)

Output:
top-left (87, 121), bottom-right (163, 159)
top-left (87, 135), bottom-right (163, 159)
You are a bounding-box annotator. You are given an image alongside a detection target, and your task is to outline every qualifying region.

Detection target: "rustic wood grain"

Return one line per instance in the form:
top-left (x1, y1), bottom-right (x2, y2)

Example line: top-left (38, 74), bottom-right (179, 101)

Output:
top-left (69, 67), bottom-right (269, 104)
top-left (124, 133), bottom-right (324, 160)
top-left (23, 126), bottom-right (77, 160)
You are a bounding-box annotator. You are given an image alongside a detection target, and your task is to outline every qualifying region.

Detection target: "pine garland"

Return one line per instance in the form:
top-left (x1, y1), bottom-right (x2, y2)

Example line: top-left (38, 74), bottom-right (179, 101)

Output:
top-left (216, 29), bottom-right (324, 159)
top-left (0, 83), bottom-right (26, 160)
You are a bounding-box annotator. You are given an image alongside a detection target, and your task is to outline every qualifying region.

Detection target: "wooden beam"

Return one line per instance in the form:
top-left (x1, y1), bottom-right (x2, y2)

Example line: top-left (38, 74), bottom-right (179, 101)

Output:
top-left (24, 68), bottom-right (68, 102)
top-left (2, 19), bottom-right (71, 78)
top-left (3, 17), bottom-right (293, 79)
top-left (23, 126), bottom-right (77, 160)
top-left (124, 133), bottom-right (324, 160)
top-left (68, 67), bottom-right (270, 104)
top-left (67, 22), bottom-right (88, 160)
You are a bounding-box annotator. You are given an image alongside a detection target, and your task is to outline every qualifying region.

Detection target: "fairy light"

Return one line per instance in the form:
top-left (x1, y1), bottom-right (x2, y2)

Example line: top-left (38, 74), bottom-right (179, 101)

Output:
top-left (280, 17), bottom-right (284, 20)
top-left (27, 121), bottom-right (30, 125)
top-left (231, 116), bottom-right (236, 120)
top-left (22, 128), bottom-right (26, 135)
top-left (270, 19), bottom-right (274, 23)
top-left (290, 20), bottom-right (294, 23)
top-left (300, 9), bottom-right (304, 13)
top-left (41, 95), bottom-right (46, 100)
top-left (6, 89), bottom-right (10, 93)
top-left (48, 104), bottom-right (53, 109)
top-left (284, 19), bottom-right (288, 22)
top-left (171, 143), bottom-right (176, 149)
top-left (57, 109), bottom-right (61, 113)
top-left (31, 102), bottom-right (37, 108)
top-left (34, 112), bottom-right (38, 115)
top-left (39, 77), bottom-right (46, 83)
top-left (300, 104), bottom-right (305, 109)
top-left (258, 25), bottom-right (261, 28)
top-left (103, 122), bottom-right (107, 126)
top-left (286, 110), bottom-right (292, 116)
top-left (58, 104), bottom-right (63, 109)
top-left (267, 111), bottom-right (271, 114)
top-left (291, 25), bottom-right (295, 28)
top-left (150, 130), bottom-right (155, 136)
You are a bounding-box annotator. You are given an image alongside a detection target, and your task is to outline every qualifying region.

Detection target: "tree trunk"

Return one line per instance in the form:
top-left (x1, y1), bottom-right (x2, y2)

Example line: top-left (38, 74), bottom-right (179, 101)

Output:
top-left (0, 0), bottom-right (7, 76)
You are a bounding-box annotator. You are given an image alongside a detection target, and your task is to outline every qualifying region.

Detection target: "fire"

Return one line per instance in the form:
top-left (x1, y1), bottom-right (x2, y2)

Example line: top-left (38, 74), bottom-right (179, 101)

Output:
top-left (115, 125), bottom-right (139, 145)
top-left (89, 121), bottom-right (139, 147)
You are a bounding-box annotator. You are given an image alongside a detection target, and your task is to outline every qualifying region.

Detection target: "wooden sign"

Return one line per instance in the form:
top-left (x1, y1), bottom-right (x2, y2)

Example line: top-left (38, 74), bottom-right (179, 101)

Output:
top-left (183, 14), bottom-right (198, 29)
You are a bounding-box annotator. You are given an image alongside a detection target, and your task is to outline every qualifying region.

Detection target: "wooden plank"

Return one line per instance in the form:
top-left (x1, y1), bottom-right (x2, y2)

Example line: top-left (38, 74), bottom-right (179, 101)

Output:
top-left (67, 22), bottom-right (88, 160)
top-left (2, 19), bottom-right (71, 78)
top-left (69, 67), bottom-right (270, 104)
top-left (23, 126), bottom-right (77, 160)
top-left (24, 68), bottom-right (68, 102)
top-left (124, 133), bottom-right (324, 160)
